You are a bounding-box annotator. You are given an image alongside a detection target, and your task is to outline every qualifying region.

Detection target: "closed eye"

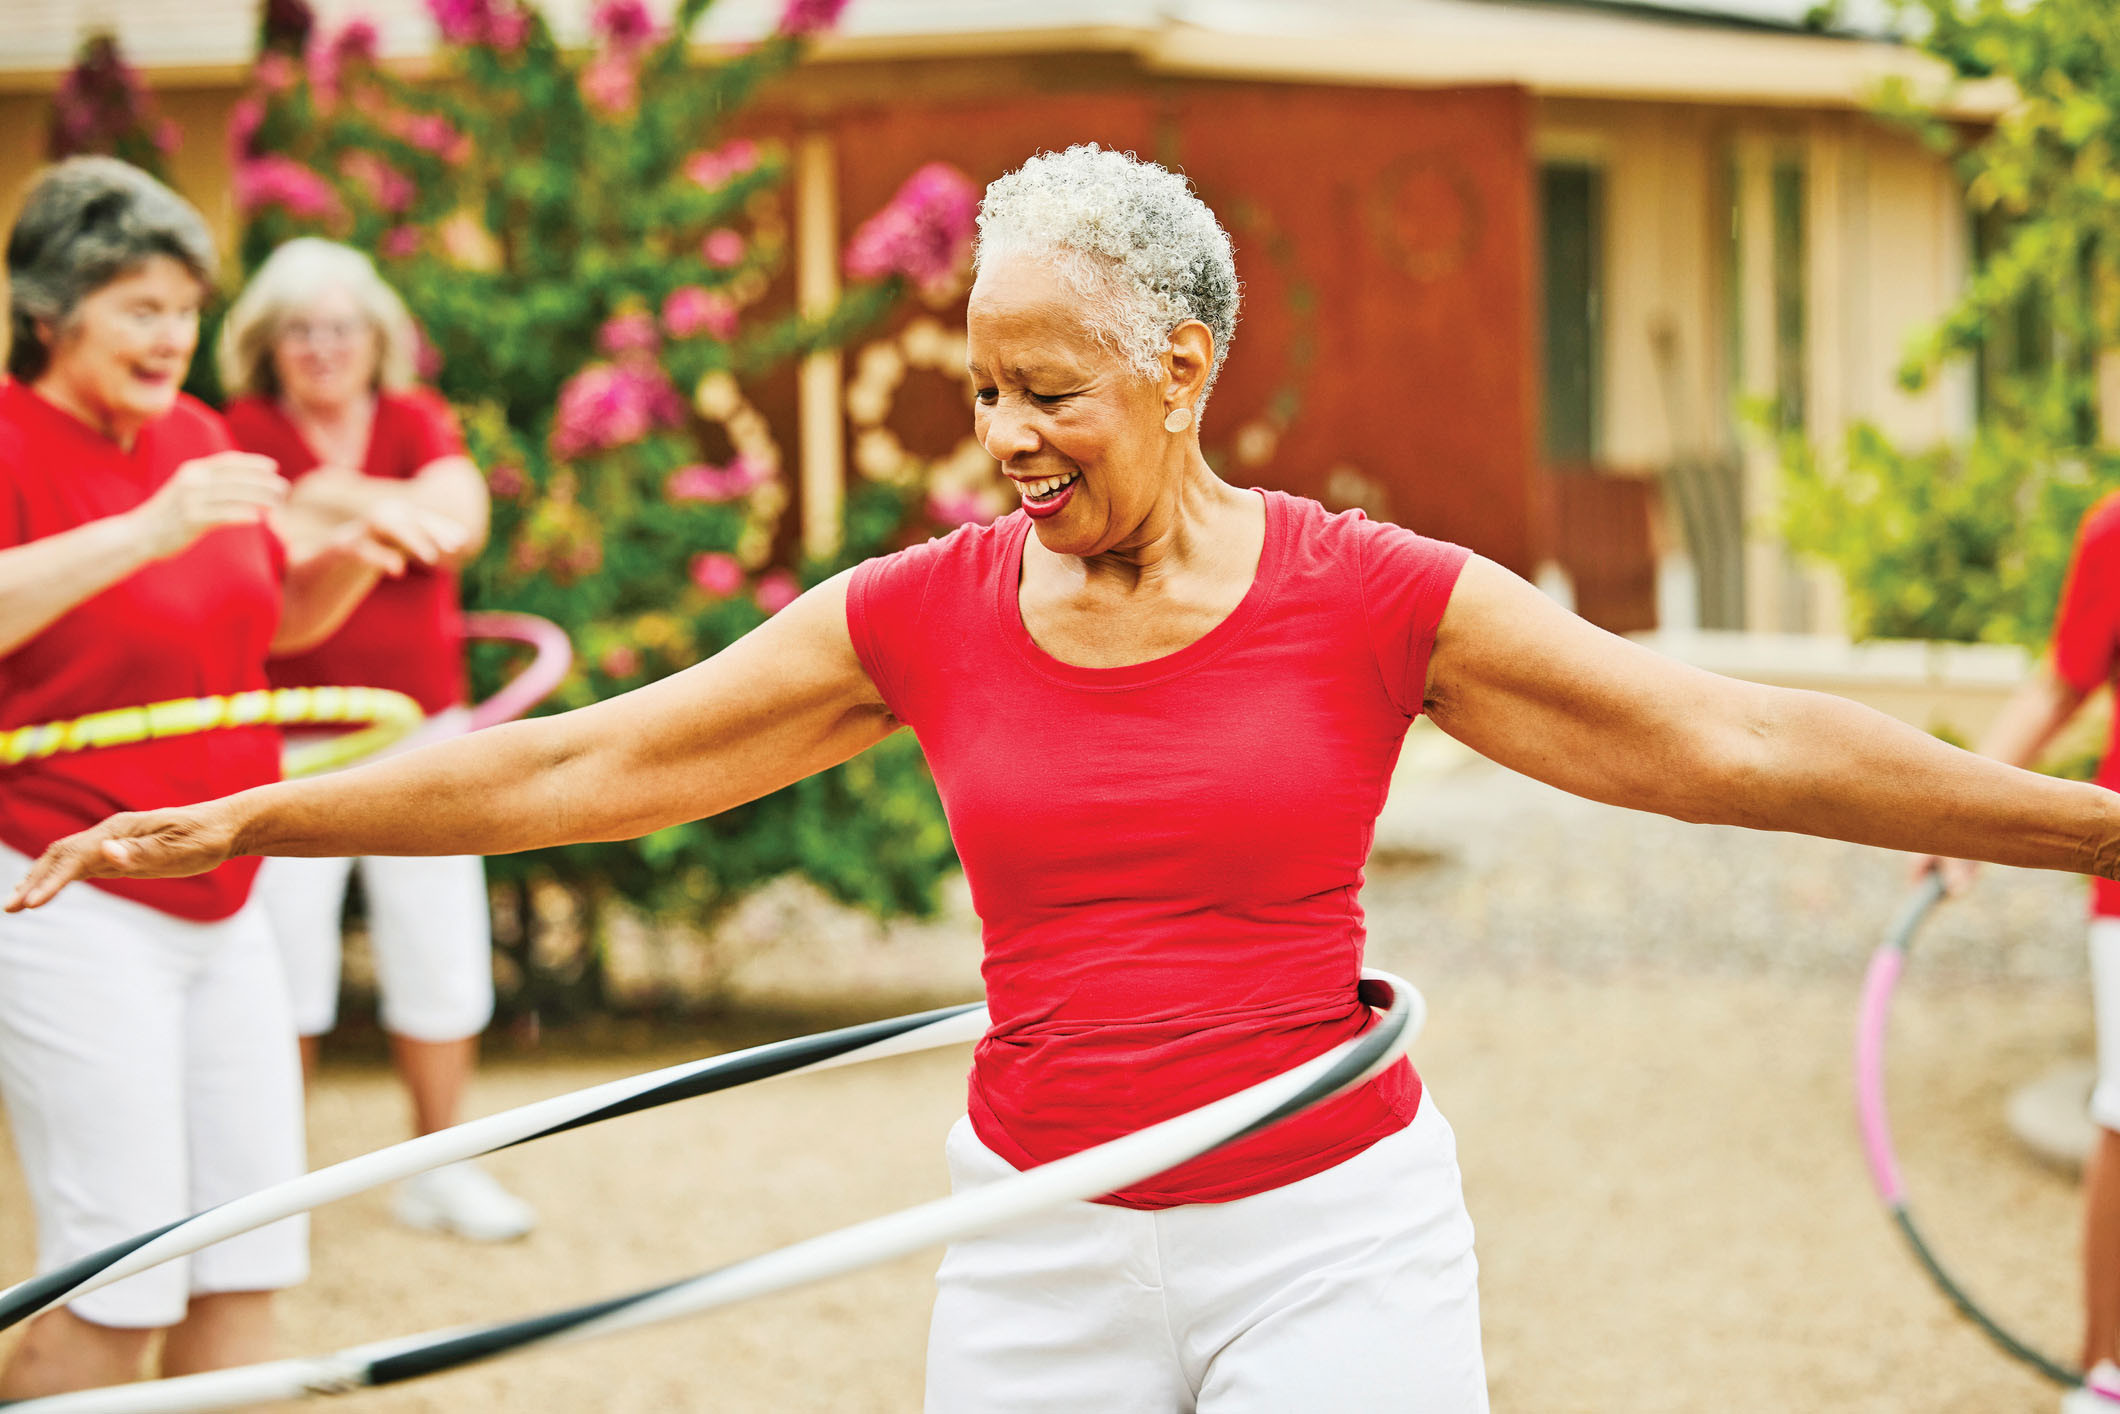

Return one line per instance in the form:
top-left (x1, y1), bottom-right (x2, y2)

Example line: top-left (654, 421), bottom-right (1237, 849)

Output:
top-left (975, 387), bottom-right (998, 406)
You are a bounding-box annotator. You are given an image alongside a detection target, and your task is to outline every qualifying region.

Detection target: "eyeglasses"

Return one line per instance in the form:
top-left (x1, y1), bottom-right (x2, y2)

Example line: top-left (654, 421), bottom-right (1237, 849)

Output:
top-left (278, 317), bottom-right (369, 347)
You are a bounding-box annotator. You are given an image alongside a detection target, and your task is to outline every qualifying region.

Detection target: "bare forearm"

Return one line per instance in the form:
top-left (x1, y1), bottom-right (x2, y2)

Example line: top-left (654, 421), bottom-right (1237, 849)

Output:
top-left (272, 546), bottom-right (383, 653)
top-left (0, 513), bottom-right (154, 658)
top-left (1973, 668), bottom-right (2089, 768)
top-left (1709, 685), bottom-right (2120, 877)
top-left (224, 717), bottom-right (605, 858)
top-left (293, 460), bottom-right (488, 561)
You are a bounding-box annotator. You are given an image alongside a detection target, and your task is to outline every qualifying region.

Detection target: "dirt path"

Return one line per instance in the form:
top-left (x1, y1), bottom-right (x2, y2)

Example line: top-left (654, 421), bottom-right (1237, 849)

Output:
top-left (0, 969), bottom-right (2086, 1412)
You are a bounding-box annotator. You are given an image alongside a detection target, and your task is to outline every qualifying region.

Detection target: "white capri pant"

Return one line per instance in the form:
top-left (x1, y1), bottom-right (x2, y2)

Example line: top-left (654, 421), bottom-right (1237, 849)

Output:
top-left (925, 1094), bottom-right (1488, 1413)
top-left (0, 845), bottom-right (308, 1329)
top-left (2090, 919), bottom-right (2120, 1132)
top-left (258, 708), bottom-right (495, 1043)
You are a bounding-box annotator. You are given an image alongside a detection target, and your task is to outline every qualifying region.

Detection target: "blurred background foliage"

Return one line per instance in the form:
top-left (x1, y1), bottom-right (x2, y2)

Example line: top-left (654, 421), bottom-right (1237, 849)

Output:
top-left (1783, 0), bottom-right (2120, 648)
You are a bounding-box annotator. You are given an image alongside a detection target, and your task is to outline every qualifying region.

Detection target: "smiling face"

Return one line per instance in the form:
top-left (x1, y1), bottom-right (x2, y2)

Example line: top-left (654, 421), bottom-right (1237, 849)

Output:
top-left (269, 283), bottom-right (380, 413)
top-left (36, 254), bottom-right (204, 441)
top-left (966, 254), bottom-right (1187, 558)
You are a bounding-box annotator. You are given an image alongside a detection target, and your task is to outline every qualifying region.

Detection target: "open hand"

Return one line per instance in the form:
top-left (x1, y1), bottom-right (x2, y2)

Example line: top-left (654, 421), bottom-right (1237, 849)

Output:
top-left (4, 805), bottom-right (240, 912)
top-left (333, 497), bottom-right (468, 577)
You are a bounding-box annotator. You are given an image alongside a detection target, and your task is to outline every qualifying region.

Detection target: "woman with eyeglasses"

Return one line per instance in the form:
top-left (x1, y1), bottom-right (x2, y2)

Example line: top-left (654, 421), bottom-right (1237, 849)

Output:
top-left (0, 160), bottom-right (449, 1396)
top-left (217, 238), bottom-right (528, 1245)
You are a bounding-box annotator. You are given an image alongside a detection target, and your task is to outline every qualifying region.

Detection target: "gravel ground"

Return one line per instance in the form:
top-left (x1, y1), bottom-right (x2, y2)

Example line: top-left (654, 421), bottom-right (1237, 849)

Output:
top-left (0, 734), bottom-right (2098, 1411)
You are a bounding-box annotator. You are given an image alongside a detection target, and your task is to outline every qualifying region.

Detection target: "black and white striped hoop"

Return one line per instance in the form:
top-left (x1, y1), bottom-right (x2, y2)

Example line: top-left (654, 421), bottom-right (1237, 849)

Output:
top-left (0, 971), bottom-right (1422, 1413)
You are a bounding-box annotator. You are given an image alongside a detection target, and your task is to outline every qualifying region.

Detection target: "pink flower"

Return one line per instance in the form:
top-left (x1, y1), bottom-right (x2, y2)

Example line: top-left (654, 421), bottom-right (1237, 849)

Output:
top-left (310, 16), bottom-right (379, 97)
top-left (754, 569), bottom-right (800, 615)
top-left (926, 490), bottom-right (992, 527)
top-left (689, 552), bottom-right (744, 598)
top-left (235, 155), bottom-right (345, 223)
top-left (778, 0), bottom-right (851, 37)
top-left (665, 457), bottom-right (766, 504)
top-left (152, 118), bottom-right (182, 155)
top-left (388, 111), bottom-right (470, 164)
top-left (579, 52), bottom-right (639, 115)
top-left (550, 362), bottom-right (686, 459)
top-left (486, 464), bottom-right (527, 496)
top-left (701, 228), bottom-right (744, 268)
top-left (661, 285), bottom-right (737, 341)
top-left (427, 0), bottom-right (528, 50)
top-left (228, 96), bottom-right (265, 160)
top-left (254, 52), bottom-right (299, 94)
top-left (591, 0), bottom-right (657, 47)
top-left (682, 139), bottom-right (760, 190)
top-left (414, 330), bottom-right (443, 380)
top-left (380, 224), bottom-right (422, 259)
top-left (340, 150), bottom-right (415, 214)
top-left (843, 162), bottom-right (979, 295)
top-left (599, 644), bottom-right (641, 678)
top-left (596, 311), bottom-right (660, 357)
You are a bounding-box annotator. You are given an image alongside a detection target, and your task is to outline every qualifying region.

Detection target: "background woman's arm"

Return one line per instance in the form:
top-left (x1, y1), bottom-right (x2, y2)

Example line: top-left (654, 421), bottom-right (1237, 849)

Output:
top-left (277, 456), bottom-right (490, 565)
top-left (8, 571), bottom-right (895, 908)
top-left (1423, 556), bottom-right (2120, 880)
top-left (271, 498), bottom-right (461, 653)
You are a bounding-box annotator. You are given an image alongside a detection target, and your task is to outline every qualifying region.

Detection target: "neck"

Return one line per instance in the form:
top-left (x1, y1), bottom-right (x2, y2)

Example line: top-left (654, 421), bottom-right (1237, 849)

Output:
top-left (1080, 446), bottom-right (1245, 588)
top-left (32, 373), bottom-right (147, 450)
top-left (283, 388), bottom-right (374, 432)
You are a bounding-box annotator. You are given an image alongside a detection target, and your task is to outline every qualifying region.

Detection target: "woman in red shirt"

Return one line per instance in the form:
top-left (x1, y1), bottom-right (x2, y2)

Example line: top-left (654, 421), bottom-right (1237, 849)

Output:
top-left (217, 238), bottom-right (529, 1245)
top-left (0, 158), bottom-right (448, 1399)
top-left (1922, 495), bottom-right (2120, 1414)
top-left (20, 147), bottom-right (2120, 1411)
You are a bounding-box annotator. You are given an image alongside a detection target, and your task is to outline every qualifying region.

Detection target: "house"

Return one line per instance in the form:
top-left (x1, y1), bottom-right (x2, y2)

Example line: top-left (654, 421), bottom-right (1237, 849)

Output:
top-left (0, 0), bottom-right (2004, 644)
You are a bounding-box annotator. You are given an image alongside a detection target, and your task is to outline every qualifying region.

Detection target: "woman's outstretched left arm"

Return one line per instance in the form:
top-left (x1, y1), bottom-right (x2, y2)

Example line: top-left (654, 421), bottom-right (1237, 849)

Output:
top-left (1422, 556), bottom-right (2120, 880)
top-left (6, 570), bottom-right (895, 910)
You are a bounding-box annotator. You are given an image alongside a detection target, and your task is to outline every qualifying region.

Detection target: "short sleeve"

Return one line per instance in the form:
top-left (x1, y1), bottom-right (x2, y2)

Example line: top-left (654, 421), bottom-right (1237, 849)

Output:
top-left (2053, 494), bottom-right (2120, 693)
top-left (846, 538), bottom-right (946, 727)
top-left (0, 431), bottom-right (24, 551)
top-left (402, 389), bottom-right (467, 468)
top-left (1355, 515), bottom-right (1472, 718)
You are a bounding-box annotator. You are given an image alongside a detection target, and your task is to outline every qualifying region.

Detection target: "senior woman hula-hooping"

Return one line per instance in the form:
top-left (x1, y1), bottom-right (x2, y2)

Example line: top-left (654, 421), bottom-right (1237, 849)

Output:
top-left (217, 237), bottom-right (531, 1245)
top-left (0, 158), bottom-right (453, 1399)
top-left (12, 145), bottom-right (2120, 1411)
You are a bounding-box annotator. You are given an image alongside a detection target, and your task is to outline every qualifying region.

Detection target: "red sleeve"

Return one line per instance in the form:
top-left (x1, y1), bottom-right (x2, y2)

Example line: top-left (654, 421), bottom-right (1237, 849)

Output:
top-left (2053, 494), bottom-right (2120, 693)
top-left (846, 536), bottom-right (949, 727)
top-left (1355, 514), bottom-right (1472, 718)
top-left (400, 389), bottom-right (466, 468)
top-left (0, 425), bottom-right (24, 551)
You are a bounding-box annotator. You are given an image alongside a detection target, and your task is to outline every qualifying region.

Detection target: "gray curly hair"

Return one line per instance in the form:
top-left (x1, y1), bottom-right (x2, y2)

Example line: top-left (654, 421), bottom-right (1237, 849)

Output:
top-left (975, 145), bottom-right (1240, 410)
top-left (6, 157), bottom-right (218, 383)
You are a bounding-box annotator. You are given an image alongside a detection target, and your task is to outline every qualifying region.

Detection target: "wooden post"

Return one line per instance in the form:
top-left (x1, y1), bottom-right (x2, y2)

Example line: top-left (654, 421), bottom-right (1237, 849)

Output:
top-left (796, 132), bottom-right (845, 562)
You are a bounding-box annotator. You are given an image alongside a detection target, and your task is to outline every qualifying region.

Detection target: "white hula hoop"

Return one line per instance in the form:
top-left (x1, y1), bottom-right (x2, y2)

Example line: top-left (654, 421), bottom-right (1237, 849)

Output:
top-left (0, 972), bottom-right (1423, 1413)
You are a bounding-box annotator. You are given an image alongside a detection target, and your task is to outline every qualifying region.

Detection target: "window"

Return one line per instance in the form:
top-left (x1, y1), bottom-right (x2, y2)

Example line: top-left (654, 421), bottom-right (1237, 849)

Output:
top-left (1541, 162), bottom-right (1604, 466)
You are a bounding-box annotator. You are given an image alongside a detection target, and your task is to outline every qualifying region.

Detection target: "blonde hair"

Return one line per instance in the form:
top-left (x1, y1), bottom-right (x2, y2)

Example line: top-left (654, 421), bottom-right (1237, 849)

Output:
top-left (217, 237), bottom-right (419, 399)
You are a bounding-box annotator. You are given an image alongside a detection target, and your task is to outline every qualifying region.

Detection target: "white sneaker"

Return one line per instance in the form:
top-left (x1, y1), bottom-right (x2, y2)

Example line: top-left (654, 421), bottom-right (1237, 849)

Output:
top-left (2064, 1362), bottom-right (2120, 1413)
top-left (393, 1161), bottom-right (536, 1242)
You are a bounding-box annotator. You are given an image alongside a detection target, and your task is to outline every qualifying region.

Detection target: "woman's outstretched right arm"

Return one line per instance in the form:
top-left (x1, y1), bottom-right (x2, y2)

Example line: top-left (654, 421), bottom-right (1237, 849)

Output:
top-left (6, 569), bottom-right (895, 910)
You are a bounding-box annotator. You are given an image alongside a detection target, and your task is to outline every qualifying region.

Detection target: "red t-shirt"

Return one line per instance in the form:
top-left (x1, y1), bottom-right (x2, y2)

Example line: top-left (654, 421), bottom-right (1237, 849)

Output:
top-left (0, 382), bottom-right (283, 921)
top-left (2051, 490), bottom-right (2120, 916)
top-left (847, 490), bottom-right (1470, 1207)
top-left (225, 390), bottom-right (468, 715)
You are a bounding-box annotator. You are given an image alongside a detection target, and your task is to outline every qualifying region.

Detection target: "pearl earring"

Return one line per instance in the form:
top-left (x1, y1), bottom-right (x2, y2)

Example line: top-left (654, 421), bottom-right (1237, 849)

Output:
top-left (1163, 405), bottom-right (1194, 434)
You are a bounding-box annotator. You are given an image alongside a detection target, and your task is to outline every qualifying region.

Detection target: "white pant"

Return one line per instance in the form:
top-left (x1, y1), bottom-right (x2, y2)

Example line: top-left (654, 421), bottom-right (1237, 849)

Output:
top-left (259, 707), bottom-right (495, 1042)
top-left (255, 851), bottom-right (494, 1041)
top-left (925, 1096), bottom-right (1488, 1413)
top-left (0, 847), bottom-right (308, 1328)
top-left (2091, 920), bottom-right (2120, 1131)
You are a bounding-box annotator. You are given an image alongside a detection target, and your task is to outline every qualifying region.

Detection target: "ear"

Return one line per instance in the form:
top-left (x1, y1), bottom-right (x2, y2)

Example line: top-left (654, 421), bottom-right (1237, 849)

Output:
top-left (1162, 320), bottom-right (1215, 406)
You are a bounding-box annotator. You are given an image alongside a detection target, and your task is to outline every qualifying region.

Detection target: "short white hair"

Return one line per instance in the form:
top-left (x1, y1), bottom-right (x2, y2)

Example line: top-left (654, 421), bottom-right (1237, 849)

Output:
top-left (217, 237), bottom-right (419, 399)
top-left (975, 145), bottom-right (1240, 408)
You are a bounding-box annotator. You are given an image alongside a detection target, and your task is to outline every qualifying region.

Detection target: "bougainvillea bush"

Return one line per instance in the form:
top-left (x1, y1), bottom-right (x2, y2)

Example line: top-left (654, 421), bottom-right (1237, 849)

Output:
top-left (225, 0), bottom-right (982, 963)
top-left (47, 33), bottom-right (182, 176)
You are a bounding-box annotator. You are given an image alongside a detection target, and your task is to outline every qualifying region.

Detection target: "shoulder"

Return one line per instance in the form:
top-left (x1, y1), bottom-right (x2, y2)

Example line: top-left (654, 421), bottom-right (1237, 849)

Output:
top-left (163, 393), bottom-right (235, 454)
top-left (0, 384), bottom-right (30, 472)
top-left (1272, 490), bottom-right (1468, 585)
top-left (2080, 491), bottom-right (2120, 554)
top-left (220, 394), bottom-right (278, 439)
top-left (858, 513), bottom-right (1019, 591)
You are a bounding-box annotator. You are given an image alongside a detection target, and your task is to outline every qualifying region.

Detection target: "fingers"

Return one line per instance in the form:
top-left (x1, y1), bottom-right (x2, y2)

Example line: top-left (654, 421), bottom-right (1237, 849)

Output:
top-left (362, 501), bottom-right (465, 567)
top-left (4, 836), bottom-right (93, 912)
top-left (1908, 853), bottom-right (1979, 897)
